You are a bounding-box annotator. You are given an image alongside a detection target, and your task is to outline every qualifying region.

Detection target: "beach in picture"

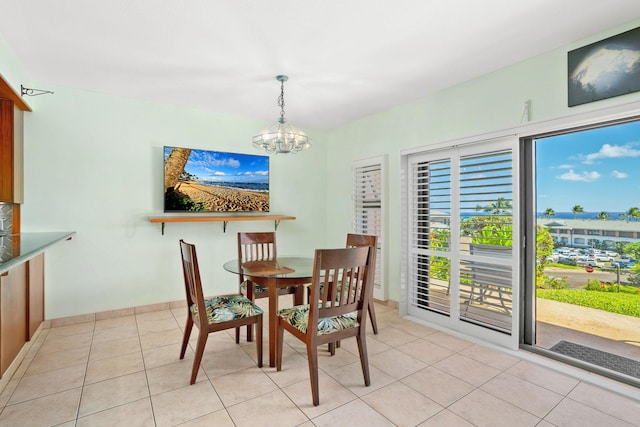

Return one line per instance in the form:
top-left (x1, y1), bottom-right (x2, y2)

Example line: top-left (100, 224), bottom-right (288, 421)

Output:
top-left (164, 147), bottom-right (269, 212)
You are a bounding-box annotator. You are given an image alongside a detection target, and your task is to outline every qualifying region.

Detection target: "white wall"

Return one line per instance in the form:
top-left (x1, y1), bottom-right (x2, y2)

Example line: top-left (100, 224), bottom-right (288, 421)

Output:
top-left (3, 17), bottom-right (640, 318)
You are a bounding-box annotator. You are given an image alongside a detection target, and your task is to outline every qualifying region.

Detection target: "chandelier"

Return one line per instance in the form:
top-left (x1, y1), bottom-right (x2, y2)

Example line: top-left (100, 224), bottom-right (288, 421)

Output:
top-left (252, 75), bottom-right (312, 154)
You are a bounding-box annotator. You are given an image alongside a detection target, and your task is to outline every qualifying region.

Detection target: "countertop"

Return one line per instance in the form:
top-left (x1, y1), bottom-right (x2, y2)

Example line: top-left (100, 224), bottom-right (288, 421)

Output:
top-left (0, 232), bottom-right (75, 274)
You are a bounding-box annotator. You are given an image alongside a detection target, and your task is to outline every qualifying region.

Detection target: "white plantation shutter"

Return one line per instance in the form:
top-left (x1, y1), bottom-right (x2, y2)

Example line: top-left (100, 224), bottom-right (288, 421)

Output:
top-left (405, 138), bottom-right (518, 347)
top-left (353, 156), bottom-right (386, 301)
top-left (458, 149), bottom-right (514, 332)
top-left (409, 157), bottom-right (453, 315)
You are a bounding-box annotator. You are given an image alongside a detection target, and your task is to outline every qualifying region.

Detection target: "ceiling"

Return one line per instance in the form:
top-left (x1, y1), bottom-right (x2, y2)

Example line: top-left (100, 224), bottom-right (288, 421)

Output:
top-left (1, 1), bottom-right (640, 130)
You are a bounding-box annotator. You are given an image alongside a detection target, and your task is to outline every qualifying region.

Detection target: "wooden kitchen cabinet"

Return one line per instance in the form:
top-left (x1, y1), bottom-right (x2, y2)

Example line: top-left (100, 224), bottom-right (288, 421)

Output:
top-left (0, 99), bottom-right (24, 204)
top-left (0, 253), bottom-right (45, 377)
top-left (0, 260), bottom-right (28, 376)
top-left (27, 254), bottom-right (44, 339)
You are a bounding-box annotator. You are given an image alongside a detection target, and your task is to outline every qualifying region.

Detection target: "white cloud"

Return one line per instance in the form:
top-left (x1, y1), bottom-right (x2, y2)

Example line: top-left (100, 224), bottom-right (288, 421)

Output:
top-left (227, 159), bottom-right (241, 168)
top-left (557, 164), bottom-right (574, 169)
top-left (611, 170), bottom-right (628, 178)
top-left (557, 169), bottom-right (601, 182)
top-left (583, 143), bottom-right (640, 164)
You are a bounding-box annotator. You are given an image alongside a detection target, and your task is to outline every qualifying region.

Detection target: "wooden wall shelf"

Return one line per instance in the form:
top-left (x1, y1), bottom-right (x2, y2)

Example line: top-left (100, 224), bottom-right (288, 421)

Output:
top-left (148, 215), bottom-right (296, 235)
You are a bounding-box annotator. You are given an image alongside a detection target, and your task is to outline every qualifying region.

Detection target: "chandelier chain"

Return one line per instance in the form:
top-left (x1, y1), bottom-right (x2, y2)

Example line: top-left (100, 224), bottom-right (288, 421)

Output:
top-left (278, 79), bottom-right (286, 120)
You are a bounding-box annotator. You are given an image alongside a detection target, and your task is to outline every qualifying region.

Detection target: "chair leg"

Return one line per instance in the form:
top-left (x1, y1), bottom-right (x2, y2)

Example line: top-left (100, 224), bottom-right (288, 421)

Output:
top-left (356, 332), bottom-right (371, 387)
top-left (368, 299), bottom-right (379, 334)
top-left (306, 344), bottom-right (320, 406)
top-left (276, 321), bottom-right (284, 371)
top-left (256, 315), bottom-right (263, 368)
top-left (235, 327), bottom-right (240, 344)
top-left (180, 314), bottom-right (193, 359)
top-left (190, 330), bottom-right (208, 385)
top-left (246, 284), bottom-right (254, 342)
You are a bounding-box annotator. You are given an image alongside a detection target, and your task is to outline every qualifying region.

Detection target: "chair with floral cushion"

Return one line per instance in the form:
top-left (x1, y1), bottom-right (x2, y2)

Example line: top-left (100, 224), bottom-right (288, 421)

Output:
top-left (237, 231), bottom-right (299, 341)
top-left (276, 245), bottom-right (375, 406)
top-left (179, 239), bottom-right (263, 384)
top-left (346, 233), bottom-right (379, 334)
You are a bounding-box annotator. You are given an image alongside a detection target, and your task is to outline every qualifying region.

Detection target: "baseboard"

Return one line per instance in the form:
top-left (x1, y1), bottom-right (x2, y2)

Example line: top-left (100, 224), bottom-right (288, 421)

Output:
top-left (47, 300), bottom-right (187, 328)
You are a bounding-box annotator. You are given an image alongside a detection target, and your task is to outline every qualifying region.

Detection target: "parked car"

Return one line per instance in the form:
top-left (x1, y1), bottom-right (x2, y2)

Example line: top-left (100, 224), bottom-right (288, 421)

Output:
top-left (577, 258), bottom-right (604, 268)
top-left (558, 256), bottom-right (576, 266)
top-left (547, 254), bottom-right (559, 263)
top-left (594, 254), bottom-right (612, 262)
top-left (612, 260), bottom-right (636, 269)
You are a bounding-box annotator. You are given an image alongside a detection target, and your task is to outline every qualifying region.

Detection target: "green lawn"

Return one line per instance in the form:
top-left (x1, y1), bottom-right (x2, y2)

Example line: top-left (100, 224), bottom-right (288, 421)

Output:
top-left (537, 289), bottom-right (640, 317)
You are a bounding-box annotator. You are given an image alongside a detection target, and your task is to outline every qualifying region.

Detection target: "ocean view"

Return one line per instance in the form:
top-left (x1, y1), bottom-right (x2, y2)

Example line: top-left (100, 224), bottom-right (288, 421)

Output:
top-left (201, 181), bottom-right (269, 193)
top-left (536, 211), bottom-right (631, 220)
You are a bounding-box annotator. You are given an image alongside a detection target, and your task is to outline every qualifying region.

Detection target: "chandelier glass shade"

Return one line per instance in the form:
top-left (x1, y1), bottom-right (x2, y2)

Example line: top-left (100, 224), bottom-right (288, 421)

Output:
top-left (252, 75), bottom-right (312, 154)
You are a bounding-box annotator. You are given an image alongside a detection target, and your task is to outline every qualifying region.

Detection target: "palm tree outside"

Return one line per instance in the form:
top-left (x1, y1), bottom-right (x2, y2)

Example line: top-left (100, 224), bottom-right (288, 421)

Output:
top-left (572, 204), bottom-right (584, 219)
top-left (626, 206), bottom-right (640, 222)
top-left (543, 208), bottom-right (555, 218)
top-left (598, 211), bottom-right (610, 220)
top-left (479, 197), bottom-right (513, 215)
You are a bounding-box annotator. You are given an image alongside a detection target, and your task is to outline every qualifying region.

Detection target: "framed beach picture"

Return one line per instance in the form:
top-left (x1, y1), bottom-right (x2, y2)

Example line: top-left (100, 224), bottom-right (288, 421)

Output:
top-left (568, 26), bottom-right (640, 107)
top-left (163, 146), bottom-right (269, 212)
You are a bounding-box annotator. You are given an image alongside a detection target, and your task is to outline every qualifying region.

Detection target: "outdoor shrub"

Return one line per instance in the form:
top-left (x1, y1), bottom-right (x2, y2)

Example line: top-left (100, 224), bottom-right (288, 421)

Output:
top-left (585, 278), bottom-right (640, 294)
top-left (537, 275), bottom-right (570, 289)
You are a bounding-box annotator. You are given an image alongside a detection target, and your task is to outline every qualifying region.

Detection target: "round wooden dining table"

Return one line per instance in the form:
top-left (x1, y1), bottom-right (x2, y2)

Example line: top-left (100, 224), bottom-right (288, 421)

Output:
top-left (223, 256), bottom-right (314, 367)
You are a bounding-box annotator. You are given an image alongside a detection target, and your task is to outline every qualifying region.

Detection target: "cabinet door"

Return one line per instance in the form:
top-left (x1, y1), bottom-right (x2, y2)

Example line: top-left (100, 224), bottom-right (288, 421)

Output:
top-left (13, 105), bottom-right (24, 204)
top-left (0, 99), bottom-right (13, 202)
top-left (0, 100), bottom-right (23, 204)
top-left (0, 262), bottom-right (28, 376)
top-left (28, 254), bottom-right (44, 339)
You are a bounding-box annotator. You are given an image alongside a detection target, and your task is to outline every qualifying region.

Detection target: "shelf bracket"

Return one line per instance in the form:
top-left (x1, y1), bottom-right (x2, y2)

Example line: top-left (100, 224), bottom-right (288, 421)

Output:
top-left (223, 221), bottom-right (229, 233)
top-left (275, 220), bottom-right (281, 231)
top-left (161, 222), bottom-right (165, 235)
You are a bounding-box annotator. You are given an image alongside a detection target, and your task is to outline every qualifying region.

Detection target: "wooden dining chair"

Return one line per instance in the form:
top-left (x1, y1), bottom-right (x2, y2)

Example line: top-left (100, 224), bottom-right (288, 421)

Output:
top-left (179, 239), bottom-right (263, 384)
top-left (276, 245), bottom-right (375, 406)
top-left (237, 231), bottom-right (298, 341)
top-left (346, 233), bottom-right (379, 334)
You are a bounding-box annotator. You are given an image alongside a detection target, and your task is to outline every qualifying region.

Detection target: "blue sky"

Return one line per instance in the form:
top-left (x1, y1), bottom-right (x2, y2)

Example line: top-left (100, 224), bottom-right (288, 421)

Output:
top-left (536, 120), bottom-right (640, 212)
top-left (165, 147), bottom-right (269, 183)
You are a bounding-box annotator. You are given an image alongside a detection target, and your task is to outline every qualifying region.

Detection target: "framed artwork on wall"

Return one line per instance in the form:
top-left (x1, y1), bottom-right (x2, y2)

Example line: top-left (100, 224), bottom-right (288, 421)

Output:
top-left (163, 146), bottom-right (269, 213)
top-left (568, 26), bottom-right (640, 107)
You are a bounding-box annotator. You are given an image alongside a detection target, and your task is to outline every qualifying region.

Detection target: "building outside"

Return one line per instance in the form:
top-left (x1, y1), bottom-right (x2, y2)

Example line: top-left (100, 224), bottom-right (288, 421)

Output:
top-left (538, 218), bottom-right (640, 249)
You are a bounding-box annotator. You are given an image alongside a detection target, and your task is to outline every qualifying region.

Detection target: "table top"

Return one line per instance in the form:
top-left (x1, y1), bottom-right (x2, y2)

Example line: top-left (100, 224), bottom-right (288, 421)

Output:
top-left (223, 256), bottom-right (314, 279)
top-left (0, 231), bottom-right (75, 273)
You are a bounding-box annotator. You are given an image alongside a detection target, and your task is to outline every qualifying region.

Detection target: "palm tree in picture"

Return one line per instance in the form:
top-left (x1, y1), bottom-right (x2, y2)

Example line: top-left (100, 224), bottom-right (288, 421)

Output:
top-left (572, 204), bottom-right (584, 219)
top-left (164, 147), bottom-right (192, 192)
top-left (543, 208), bottom-right (555, 218)
top-left (626, 206), bottom-right (640, 222)
top-left (597, 211), bottom-right (610, 220)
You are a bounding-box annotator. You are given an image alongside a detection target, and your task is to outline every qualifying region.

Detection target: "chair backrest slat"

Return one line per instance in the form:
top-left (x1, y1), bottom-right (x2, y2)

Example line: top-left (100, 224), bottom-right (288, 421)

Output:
top-left (237, 232), bottom-right (277, 283)
top-left (308, 246), bottom-right (374, 334)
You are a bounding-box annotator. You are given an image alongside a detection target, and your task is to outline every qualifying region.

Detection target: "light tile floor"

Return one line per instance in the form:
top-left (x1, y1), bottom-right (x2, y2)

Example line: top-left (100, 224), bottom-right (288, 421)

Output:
top-left (1, 299), bottom-right (639, 427)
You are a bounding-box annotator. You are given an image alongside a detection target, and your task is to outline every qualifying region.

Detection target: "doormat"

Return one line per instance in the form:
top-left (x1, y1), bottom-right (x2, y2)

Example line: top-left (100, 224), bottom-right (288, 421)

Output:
top-left (550, 340), bottom-right (640, 380)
